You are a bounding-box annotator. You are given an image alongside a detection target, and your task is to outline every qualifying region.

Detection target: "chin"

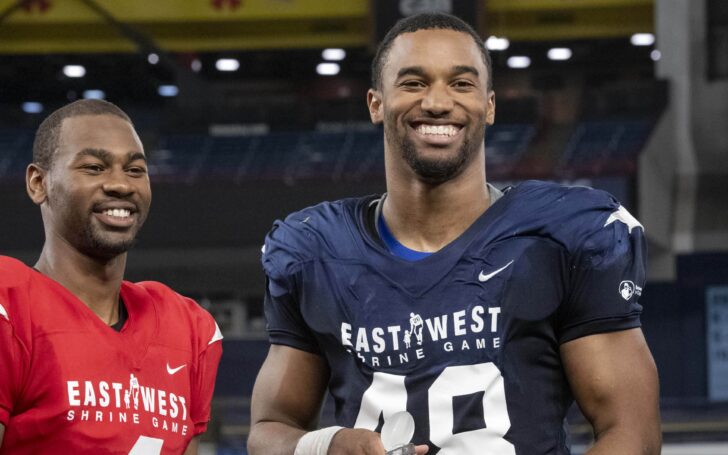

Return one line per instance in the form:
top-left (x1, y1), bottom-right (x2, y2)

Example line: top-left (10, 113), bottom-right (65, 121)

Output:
top-left (84, 241), bottom-right (135, 260)
top-left (78, 228), bottom-right (138, 260)
top-left (411, 160), bottom-right (466, 183)
top-left (404, 143), bottom-right (471, 183)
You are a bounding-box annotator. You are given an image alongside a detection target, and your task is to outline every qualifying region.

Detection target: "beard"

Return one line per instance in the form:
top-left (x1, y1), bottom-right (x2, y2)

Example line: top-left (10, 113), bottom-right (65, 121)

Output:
top-left (50, 198), bottom-right (146, 261)
top-left (386, 114), bottom-right (486, 184)
top-left (76, 222), bottom-right (140, 260)
top-left (400, 134), bottom-right (475, 183)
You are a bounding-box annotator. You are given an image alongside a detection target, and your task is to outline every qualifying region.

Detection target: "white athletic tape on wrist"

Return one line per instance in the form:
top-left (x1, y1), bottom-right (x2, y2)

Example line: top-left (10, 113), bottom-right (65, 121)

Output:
top-left (294, 426), bottom-right (344, 455)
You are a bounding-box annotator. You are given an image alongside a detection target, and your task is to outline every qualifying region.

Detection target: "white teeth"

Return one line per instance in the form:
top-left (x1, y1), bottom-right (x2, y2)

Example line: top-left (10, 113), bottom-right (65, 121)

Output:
top-left (104, 209), bottom-right (131, 218)
top-left (416, 124), bottom-right (459, 137)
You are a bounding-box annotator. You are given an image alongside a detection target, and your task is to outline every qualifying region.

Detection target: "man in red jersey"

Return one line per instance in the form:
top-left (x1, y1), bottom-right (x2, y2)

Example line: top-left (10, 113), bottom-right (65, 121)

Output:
top-left (0, 99), bottom-right (223, 454)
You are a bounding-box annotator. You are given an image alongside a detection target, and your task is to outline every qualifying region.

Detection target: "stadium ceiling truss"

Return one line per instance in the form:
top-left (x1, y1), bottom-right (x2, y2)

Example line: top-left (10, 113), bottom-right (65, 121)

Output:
top-left (0, 0), bottom-right (654, 54)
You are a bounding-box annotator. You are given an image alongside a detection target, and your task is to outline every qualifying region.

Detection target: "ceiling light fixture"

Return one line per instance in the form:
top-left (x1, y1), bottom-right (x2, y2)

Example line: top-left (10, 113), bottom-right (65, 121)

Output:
top-left (547, 48), bottom-right (572, 61)
top-left (216, 58), bottom-right (240, 72)
top-left (316, 62), bottom-right (340, 76)
top-left (322, 48), bottom-right (346, 61)
top-left (486, 36), bottom-right (510, 51)
top-left (22, 102), bottom-right (43, 114)
top-left (158, 85), bottom-right (179, 97)
top-left (631, 33), bottom-right (655, 46)
top-left (507, 56), bottom-right (531, 69)
top-left (63, 65), bottom-right (86, 78)
top-left (83, 89), bottom-right (105, 100)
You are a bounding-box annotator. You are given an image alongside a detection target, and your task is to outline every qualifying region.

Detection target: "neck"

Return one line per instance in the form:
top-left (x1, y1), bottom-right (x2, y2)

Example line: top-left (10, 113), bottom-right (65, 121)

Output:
top-left (35, 235), bottom-right (126, 326)
top-left (383, 150), bottom-right (490, 252)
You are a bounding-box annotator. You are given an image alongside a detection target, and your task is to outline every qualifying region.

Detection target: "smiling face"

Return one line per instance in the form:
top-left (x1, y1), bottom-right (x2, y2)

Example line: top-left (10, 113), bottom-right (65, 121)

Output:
top-left (368, 29), bottom-right (495, 184)
top-left (34, 114), bottom-right (151, 260)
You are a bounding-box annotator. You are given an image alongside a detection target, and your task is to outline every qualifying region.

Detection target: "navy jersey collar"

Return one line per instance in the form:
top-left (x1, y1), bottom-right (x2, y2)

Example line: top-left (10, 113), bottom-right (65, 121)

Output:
top-left (353, 184), bottom-right (512, 297)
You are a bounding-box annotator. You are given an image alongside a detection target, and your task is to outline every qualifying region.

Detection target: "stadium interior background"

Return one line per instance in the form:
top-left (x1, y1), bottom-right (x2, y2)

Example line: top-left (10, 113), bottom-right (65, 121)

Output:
top-left (1, 0), bottom-right (727, 453)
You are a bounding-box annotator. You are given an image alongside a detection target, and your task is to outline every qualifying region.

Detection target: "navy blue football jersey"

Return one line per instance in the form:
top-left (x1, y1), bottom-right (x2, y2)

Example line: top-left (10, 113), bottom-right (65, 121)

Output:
top-left (261, 180), bottom-right (646, 454)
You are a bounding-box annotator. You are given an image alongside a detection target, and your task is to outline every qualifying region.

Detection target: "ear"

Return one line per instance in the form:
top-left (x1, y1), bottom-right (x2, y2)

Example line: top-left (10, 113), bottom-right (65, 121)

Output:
top-left (486, 91), bottom-right (496, 125)
top-left (367, 89), bottom-right (383, 124)
top-left (26, 163), bottom-right (48, 206)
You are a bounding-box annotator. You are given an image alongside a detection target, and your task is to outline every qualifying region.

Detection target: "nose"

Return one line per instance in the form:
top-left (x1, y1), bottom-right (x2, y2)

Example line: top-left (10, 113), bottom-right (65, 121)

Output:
top-left (421, 82), bottom-right (453, 115)
top-left (102, 168), bottom-right (134, 197)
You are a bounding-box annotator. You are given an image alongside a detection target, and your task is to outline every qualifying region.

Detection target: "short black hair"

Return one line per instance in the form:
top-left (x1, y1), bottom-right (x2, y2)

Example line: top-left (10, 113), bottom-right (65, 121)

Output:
top-left (371, 12), bottom-right (492, 91)
top-left (32, 99), bottom-right (133, 169)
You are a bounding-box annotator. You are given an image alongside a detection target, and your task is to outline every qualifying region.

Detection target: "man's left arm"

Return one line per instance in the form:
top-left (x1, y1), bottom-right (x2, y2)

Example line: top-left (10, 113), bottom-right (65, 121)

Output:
top-left (183, 435), bottom-right (199, 455)
top-left (190, 324), bottom-right (223, 436)
top-left (561, 328), bottom-right (661, 455)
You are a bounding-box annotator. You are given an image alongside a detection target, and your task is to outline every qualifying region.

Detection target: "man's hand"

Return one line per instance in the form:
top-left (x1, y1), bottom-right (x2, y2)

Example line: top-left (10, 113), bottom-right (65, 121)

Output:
top-left (329, 428), bottom-right (429, 455)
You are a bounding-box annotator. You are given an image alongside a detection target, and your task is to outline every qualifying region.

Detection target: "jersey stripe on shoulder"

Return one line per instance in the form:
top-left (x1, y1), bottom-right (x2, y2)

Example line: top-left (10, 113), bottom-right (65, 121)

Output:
top-left (604, 205), bottom-right (644, 233)
top-left (209, 321), bottom-right (223, 345)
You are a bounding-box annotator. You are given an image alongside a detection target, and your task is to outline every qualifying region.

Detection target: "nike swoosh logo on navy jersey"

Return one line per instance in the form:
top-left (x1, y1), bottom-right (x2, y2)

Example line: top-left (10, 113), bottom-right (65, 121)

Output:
top-left (478, 260), bottom-right (514, 282)
top-left (166, 363), bottom-right (186, 375)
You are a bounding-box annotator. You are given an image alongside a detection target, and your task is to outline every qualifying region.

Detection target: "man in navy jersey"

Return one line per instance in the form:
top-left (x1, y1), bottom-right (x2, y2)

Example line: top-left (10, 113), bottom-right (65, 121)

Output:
top-left (249, 12), bottom-right (661, 455)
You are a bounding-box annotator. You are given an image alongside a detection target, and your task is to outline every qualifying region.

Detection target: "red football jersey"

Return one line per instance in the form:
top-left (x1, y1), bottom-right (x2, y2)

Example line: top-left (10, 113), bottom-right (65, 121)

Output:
top-left (0, 256), bottom-right (223, 454)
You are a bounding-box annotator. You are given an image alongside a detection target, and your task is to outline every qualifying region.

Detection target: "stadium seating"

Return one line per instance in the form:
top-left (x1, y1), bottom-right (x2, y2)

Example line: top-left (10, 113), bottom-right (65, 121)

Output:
top-left (148, 133), bottom-right (211, 182)
top-left (0, 120), bottom-right (656, 182)
top-left (0, 129), bottom-right (33, 180)
top-left (559, 119), bottom-right (654, 174)
top-left (145, 123), bottom-right (539, 183)
top-left (485, 123), bottom-right (536, 173)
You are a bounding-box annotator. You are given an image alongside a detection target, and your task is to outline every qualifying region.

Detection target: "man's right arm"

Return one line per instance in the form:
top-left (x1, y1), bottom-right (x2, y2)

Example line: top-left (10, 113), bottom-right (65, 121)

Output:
top-left (1, 300), bottom-right (21, 451)
top-left (248, 345), bottom-right (330, 454)
top-left (248, 345), bottom-right (428, 455)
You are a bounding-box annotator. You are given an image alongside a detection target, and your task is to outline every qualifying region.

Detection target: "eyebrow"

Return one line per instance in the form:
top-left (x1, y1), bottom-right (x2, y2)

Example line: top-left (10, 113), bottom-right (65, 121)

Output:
top-left (396, 65), bottom-right (480, 80)
top-left (396, 66), bottom-right (428, 80)
top-left (452, 65), bottom-right (480, 77)
top-left (75, 148), bottom-right (147, 164)
top-left (128, 152), bottom-right (147, 163)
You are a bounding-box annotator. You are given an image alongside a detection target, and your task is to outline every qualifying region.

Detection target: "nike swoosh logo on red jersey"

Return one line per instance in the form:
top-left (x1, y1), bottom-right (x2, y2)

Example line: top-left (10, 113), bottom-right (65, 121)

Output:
top-left (166, 363), bottom-right (186, 375)
top-left (478, 260), bottom-right (514, 282)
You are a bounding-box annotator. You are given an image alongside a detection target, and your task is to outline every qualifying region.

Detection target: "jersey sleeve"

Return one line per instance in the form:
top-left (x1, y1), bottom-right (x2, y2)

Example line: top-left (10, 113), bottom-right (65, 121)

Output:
top-left (557, 205), bottom-right (646, 344)
top-left (0, 292), bottom-right (30, 426)
top-left (262, 221), bottom-right (321, 354)
top-left (189, 303), bottom-right (223, 435)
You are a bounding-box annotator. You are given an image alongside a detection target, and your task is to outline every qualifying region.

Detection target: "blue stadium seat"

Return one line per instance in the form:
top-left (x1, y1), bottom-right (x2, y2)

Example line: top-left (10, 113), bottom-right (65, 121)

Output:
top-left (485, 123), bottom-right (536, 171)
top-left (0, 129), bottom-right (33, 180)
top-left (149, 133), bottom-right (211, 182)
top-left (561, 119), bottom-right (652, 168)
top-left (204, 136), bottom-right (257, 182)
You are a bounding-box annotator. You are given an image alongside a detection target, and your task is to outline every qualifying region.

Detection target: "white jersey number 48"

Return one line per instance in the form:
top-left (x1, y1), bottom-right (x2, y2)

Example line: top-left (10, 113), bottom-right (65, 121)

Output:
top-left (354, 362), bottom-right (516, 454)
